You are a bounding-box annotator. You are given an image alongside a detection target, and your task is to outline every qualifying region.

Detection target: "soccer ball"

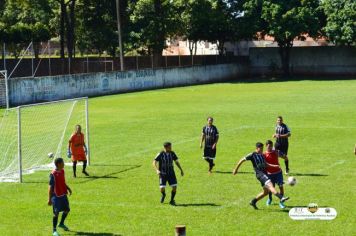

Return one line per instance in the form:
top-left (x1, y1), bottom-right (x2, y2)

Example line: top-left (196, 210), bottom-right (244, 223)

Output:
top-left (48, 152), bottom-right (54, 158)
top-left (287, 176), bottom-right (297, 186)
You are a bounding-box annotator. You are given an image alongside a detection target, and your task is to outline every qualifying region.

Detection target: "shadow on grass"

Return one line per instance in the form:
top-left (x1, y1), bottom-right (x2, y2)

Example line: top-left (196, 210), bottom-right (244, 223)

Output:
top-left (215, 170), bottom-right (254, 175)
top-left (175, 203), bottom-right (220, 207)
top-left (75, 165), bottom-right (142, 183)
top-left (72, 231), bottom-right (122, 236)
top-left (292, 173), bottom-right (328, 177)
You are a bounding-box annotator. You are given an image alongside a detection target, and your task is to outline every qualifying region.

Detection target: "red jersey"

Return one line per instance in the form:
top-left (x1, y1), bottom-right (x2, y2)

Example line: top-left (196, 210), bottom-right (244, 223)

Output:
top-left (50, 169), bottom-right (68, 197)
top-left (264, 150), bottom-right (282, 174)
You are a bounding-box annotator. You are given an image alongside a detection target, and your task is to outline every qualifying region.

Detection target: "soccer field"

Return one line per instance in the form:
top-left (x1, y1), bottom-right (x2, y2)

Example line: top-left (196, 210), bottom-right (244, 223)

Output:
top-left (1, 79), bottom-right (356, 236)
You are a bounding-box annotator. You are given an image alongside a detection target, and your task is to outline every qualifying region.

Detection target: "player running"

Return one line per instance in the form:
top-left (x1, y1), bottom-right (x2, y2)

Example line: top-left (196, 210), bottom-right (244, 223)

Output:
top-left (232, 142), bottom-right (289, 210)
top-left (264, 140), bottom-right (288, 209)
top-left (68, 125), bottom-right (89, 177)
top-left (200, 117), bottom-right (219, 173)
top-left (273, 116), bottom-right (291, 175)
top-left (153, 142), bottom-right (184, 206)
top-left (48, 158), bottom-right (72, 236)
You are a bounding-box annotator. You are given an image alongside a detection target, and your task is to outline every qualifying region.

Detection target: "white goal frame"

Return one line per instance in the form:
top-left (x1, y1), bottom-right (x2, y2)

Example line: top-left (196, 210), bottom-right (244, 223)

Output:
top-left (0, 70), bottom-right (9, 109)
top-left (7, 97), bottom-right (90, 183)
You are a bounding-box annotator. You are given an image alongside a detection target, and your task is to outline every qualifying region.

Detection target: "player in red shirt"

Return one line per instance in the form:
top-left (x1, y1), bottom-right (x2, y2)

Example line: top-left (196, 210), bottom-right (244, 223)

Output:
top-left (264, 140), bottom-right (288, 208)
top-left (68, 125), bottom-right (89, 177)
top-left (48, 158), bottom-right (72, 236)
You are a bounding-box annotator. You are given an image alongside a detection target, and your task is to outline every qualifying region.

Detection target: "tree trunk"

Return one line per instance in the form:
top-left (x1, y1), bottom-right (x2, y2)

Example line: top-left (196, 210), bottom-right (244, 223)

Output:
top-left (33, 42), bottom-right (40, 59)
top-left (188, 41), bottom-right (193, 55)
top-left (59, 0), bottom-right (66, 59)
top-left (278, 41), bottom-right (293, 76)
top-left (217, 40), bottom-right (225, 55)
top-left (65, 0), bottom-right (76, 59)
top-left (152, 0), bottom-right (164, 57)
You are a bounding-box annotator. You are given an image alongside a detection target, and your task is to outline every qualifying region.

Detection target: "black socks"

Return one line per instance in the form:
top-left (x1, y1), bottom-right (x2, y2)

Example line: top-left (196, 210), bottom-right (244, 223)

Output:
top-left (171, 191), bottom-right (176, 201)
top-left (60, 212), bottom-right (68, 225)
top-left (73, 161), bottom-right (77, 176)
top-left (83, 160), bottom-right (87, 172)
top-left (53, 215), bottom-right (58, 232)
top-left (285, 160), bottom-right (289, 170)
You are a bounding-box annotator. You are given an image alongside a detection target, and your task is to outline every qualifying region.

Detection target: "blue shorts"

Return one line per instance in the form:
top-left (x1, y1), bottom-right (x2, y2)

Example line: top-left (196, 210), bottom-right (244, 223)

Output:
top-left (268, 171), bottom-right (284, 186)
top-left (159, 174), bottom-right (177, 188)
top-left (52, 195), bottom-right (70, 214)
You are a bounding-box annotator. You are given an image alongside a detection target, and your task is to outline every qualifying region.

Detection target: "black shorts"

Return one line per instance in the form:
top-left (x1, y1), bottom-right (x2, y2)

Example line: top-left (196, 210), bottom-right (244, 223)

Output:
top-left (255, 171), bottom-right (271, 187)
top-left (52, 195), bottom-right (70, 214)
top-left (203, 146), bottom-right (216, 159)
top-left (159, 174), bottom-right (177, 188)
top-left (276, 142), bottom-right (289, 155)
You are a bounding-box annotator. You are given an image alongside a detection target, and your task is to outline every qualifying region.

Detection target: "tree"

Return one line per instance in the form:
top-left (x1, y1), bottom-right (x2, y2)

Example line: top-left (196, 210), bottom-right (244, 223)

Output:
top-left (240, 0), bottom-right (323, 76)
top-left (76, 0), bottom-right (118, 57)
top-left (175, 0), bottom-right (213, 55)
top-left (129, 0), bottom-right (180, 56)
top-left (322, 0), bottom-right (355, 46)
top-left (0, 0), bottom-right (53, 58)
top-left (207, 0), bottom-right (235, 55)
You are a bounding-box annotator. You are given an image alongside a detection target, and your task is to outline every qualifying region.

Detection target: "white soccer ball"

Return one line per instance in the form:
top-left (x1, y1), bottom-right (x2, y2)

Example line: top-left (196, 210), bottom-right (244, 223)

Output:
top-left (48, 152), bottom-right (54, 158)
top-left (287, 176), bottom-right (297, 186)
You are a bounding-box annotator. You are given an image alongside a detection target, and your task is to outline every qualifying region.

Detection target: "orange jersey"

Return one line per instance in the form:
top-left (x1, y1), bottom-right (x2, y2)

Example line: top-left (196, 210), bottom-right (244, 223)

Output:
top-left (70, 133), bottom-right (86, 161)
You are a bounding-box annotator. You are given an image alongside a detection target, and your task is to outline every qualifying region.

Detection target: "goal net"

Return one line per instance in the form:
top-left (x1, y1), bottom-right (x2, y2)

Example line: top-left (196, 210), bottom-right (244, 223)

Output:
top-left (0, 97), bottom-right (89, 182)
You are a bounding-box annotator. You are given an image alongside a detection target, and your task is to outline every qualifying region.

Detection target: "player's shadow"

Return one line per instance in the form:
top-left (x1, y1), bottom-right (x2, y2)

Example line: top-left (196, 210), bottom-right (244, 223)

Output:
top-left (215, 170), bottom-right (254, 174)
top-left (79, 165), bottom-right (142, 183)
top-left (175, 203), bottom-right (220, 207)
top-left (292, 173), bottom-right (328, 177)
top-left (72, 231), bottom-right (122, 236)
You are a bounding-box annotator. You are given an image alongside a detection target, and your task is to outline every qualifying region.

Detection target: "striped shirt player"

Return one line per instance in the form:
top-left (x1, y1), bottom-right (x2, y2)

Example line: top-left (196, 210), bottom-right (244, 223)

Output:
top-left (233, 142), bottom-right (289, 210)
top-left (200, 117), bottom-right (219, 173)
top-left (153, 142), bottom-right (184, 205)
top-left (273, 116), bottom-right (291, 174)
top-left (48, 158), bottom-right (72, 236)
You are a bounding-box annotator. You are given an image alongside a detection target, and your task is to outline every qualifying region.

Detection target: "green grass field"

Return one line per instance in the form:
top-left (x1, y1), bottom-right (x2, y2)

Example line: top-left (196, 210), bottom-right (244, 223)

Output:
top-left (1, 79), bottom-right (356, 236)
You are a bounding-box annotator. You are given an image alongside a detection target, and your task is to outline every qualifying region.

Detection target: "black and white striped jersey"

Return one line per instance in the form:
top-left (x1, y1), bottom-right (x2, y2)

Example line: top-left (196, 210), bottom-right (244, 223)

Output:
top-left (202, 125), bottom-right (219, 148)
top-left (244, 152), bottom-right (266, 173)
top-left (275, 123), bottom-right (291, 145)
top-left (154, 151), bottom-right (178, 176)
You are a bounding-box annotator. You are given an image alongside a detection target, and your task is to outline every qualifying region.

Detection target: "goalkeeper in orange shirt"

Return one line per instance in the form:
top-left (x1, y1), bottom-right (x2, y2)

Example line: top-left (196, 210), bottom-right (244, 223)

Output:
top-left (68, 125), bottom-right (89, 177)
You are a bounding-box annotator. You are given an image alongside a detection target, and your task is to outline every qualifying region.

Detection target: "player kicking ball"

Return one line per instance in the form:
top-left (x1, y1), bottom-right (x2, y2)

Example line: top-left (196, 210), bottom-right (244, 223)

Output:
top-left (48, 158), bottom-right (72, 236)
top-left (200, 117), bottom-right (219, 173)
top-left (68, 125), bottom-right (89, 177)
top-left (153, 142), bottom-right (184, 206)
top-left (232, 142), bottom-right (289, 210)
top-left (264, 140), bottom-right (288, 209)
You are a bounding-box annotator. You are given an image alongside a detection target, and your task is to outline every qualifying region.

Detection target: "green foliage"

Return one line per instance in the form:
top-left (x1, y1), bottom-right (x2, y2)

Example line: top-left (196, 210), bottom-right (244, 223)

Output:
top-left (129, 0), bottom-right (181, 55)
top-left (322, 0), bottom-right (356, 46)
top-left (76, 0), bottom-right (118, 56)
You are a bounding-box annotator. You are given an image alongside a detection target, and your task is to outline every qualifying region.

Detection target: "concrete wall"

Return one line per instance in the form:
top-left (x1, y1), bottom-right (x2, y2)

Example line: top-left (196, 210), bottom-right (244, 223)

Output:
top-left (9, 63), bottom-right (248, 105)
top-left (249, 46), bottom-right (356, 76)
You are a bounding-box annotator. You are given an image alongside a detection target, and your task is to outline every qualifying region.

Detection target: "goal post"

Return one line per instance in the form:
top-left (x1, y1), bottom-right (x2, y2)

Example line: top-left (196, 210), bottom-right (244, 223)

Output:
top-left (0, 97), bottom-right (90, 183)
top-left (0, 70), bottom-right (9, 109)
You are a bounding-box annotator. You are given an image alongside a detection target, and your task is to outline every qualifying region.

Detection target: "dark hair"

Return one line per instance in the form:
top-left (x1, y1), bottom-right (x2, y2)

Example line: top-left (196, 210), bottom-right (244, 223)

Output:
top-left (277, 116), bottom-right (283, 120)
top-left (54, 157), bottom-right (64, 167)
top-left (256, 142), bottom-right (264, 148)
top-left (207, 117), bottom-right (213, 121)
top-left (163, 142), bottom-right (172, 148)
top-left (265, 140), bottom-right (273, 146)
